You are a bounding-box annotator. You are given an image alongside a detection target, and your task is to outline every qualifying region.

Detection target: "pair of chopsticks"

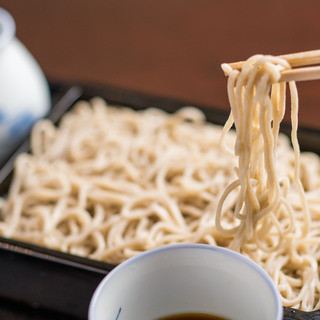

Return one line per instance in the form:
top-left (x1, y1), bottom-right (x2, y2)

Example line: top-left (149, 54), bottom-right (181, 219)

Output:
top-left (222, 49), bottom-right (320, 82)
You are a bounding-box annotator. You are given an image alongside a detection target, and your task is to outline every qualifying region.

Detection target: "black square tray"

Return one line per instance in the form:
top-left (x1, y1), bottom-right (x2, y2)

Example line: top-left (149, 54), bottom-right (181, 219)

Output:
top-left (0, 82), bottom-right (318, 320)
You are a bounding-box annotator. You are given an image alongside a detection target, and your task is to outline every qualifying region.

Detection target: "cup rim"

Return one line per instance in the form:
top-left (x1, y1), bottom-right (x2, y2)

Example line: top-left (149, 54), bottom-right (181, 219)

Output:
top-left (0, 8), bottom-right (16, 51)
top-left (88, 243), bottom-right (283, 320)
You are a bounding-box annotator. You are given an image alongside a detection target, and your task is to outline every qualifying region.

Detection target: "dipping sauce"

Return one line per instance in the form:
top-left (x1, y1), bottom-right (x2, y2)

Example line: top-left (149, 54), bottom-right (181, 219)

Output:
top-left (156, 313), bottom-right (228, 320)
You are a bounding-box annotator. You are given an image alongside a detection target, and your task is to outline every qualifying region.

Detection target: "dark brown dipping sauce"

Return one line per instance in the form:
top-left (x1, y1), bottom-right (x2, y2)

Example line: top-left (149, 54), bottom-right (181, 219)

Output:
top-left (156, 313), bottom-right (228, 320)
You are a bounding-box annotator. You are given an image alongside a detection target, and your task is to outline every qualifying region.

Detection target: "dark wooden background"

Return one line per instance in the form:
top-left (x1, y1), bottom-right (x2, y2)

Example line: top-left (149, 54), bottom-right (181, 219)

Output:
top-left (2, 0), bottom-right (320, 128)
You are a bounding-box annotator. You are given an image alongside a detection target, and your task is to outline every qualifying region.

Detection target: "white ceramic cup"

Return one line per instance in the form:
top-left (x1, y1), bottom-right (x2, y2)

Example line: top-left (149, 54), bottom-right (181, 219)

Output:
top-left (88, 244), bottom-right (282, 320)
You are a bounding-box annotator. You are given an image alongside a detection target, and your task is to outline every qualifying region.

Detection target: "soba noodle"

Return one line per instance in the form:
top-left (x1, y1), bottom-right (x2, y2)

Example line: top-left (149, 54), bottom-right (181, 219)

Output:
top-left (220, 55), bottom-right (320, 311)
top-left (1, 54), bottom-right (320, 311)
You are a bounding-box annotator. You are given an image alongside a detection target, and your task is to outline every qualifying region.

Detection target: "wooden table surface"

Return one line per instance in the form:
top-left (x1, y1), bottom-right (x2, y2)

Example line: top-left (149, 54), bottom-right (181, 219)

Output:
top-left (2, 0), bottom-right (320, 128)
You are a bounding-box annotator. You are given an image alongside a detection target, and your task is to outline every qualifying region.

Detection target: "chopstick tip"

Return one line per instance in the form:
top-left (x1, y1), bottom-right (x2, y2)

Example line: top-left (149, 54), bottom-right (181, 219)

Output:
top-left (221, 63), bottom-right (232, 76)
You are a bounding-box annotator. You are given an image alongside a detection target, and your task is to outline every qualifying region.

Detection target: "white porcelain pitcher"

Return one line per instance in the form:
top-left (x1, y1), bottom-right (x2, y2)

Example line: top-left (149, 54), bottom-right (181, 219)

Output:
top-left (0, 7), bottom-right (51, 164)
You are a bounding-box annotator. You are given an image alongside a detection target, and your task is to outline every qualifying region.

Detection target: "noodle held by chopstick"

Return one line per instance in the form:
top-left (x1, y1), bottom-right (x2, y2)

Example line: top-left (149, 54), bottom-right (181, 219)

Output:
top-left (219, 54), bottom-right (318, 311)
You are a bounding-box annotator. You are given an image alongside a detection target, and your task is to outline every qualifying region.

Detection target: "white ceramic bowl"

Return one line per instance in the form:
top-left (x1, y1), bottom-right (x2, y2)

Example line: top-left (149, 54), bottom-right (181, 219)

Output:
top-left (0, 8), bottom-right (51, 164)
top-left (89, 244), bottom-right (282, 320)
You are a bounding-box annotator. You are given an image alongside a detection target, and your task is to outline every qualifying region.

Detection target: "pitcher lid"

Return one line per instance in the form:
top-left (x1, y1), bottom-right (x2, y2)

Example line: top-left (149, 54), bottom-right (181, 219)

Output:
top-left (0, 8), bottom-right (16, 51)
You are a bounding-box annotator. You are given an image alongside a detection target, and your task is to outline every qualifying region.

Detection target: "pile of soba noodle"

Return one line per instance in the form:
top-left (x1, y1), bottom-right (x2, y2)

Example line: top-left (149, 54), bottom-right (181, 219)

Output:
top-left (1, 55), bottom-right (320, 311)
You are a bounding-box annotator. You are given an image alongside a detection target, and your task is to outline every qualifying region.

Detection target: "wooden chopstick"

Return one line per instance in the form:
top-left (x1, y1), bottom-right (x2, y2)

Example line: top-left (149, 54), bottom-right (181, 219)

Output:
top-left (223, 49), bottom-right (320, 82)
top-left (279, 65), bottom-right (320, 82)
top-left (226, 49), bottom-right (320, 70)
